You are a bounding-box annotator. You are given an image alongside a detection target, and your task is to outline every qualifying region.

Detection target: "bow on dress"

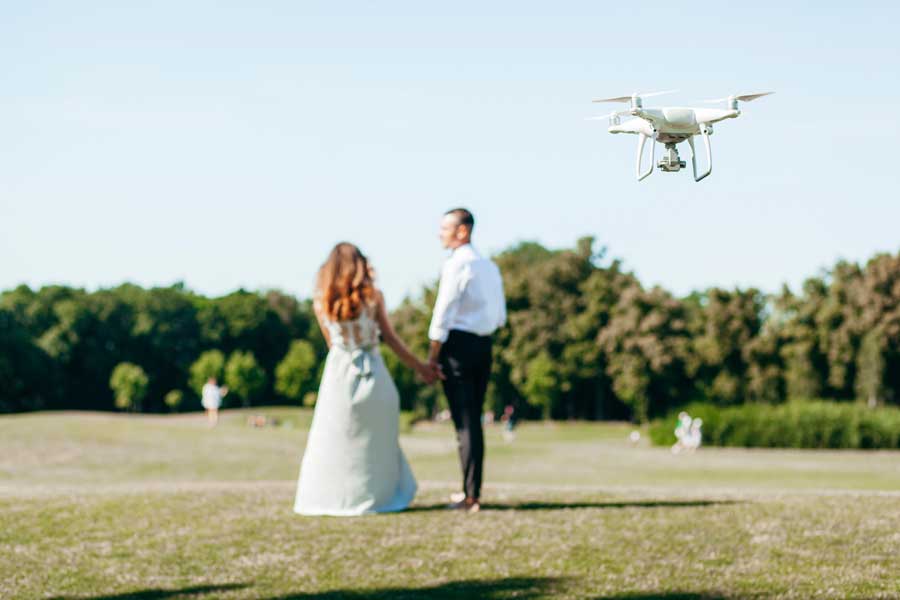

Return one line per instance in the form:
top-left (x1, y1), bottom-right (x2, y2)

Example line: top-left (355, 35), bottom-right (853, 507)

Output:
top-left (348, 346), bottom-right (376, 378)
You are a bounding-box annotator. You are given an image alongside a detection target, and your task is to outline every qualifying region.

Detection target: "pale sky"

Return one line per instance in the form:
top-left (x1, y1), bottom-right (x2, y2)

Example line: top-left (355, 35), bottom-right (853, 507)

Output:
top-left (2, 2), bottom-right (899, 306)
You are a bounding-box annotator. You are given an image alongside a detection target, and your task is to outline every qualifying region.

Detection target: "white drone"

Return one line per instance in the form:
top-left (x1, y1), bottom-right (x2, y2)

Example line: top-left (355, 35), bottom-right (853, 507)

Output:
top-left (589, 90), bottom-right (774, 182)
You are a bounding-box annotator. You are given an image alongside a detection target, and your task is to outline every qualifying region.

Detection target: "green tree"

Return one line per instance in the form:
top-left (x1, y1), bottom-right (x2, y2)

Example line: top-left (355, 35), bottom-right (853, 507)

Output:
top-left (275, 340), bottom-right (318, 402)
top-left (225, 350), bottom-right (266, 407)
top-left (855, 253), bottom-right (900, 406)
top-left (685, 287), bottom-right (769, 405)
top-left (128, 285), bottom-right (200, 412)
top-left (189, 350), bottom-right (226, 396)
top-left (743, 323), bottom-right (785, 404)
top-left (523, 351), bottom-right (559, 419)
top-left (109, 362), bottom-right (149, 412)
top-left (598, 284), bottom-right (692, 423)
top-left (495, 237), bottom-right (631, 419)
top-left (0, 308), bottom-right (59, 412)
top-left (856, 328), bottom-right (885, 407)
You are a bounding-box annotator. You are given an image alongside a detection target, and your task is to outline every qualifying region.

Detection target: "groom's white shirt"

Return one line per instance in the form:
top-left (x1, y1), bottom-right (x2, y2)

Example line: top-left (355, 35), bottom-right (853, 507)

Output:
top-left (428, 243), bottom-right (507, 343)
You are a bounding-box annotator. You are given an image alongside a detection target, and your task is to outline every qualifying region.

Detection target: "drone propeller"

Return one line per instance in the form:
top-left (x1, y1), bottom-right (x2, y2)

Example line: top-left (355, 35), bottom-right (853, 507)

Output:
top-left (703, 92), bottom-right (775, 103)
top-left (592, 89), bottom-right (678, 103)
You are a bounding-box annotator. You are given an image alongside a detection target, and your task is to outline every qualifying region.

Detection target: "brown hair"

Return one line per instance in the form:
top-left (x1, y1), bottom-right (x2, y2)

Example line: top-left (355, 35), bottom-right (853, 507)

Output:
top-left (315, 242), bottom-right (377, 322)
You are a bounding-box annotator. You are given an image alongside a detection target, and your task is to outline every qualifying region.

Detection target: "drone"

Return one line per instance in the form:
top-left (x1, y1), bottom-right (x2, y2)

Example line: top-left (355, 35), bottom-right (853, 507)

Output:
top-left (589, 90), bottom-right (774, 182)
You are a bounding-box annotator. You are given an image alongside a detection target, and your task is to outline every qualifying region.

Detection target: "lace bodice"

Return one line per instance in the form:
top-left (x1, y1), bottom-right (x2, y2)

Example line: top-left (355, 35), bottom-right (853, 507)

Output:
top-left (324, 306), bottom-right (381, 352)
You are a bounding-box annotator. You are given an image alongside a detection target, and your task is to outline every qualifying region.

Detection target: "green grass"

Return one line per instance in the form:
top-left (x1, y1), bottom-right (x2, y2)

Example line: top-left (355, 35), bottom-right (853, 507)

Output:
top-left (2, 409), bottom-right (900, 599)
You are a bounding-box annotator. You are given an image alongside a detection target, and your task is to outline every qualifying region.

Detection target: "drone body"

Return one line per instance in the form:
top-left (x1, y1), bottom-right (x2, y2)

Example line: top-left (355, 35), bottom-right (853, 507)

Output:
top-left (590, 91), bottom-right (773, 182)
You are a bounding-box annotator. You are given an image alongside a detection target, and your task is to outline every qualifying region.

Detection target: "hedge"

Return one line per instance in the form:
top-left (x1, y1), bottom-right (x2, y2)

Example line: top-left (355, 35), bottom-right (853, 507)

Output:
top-left (649, 401), bottom-right (900, 450)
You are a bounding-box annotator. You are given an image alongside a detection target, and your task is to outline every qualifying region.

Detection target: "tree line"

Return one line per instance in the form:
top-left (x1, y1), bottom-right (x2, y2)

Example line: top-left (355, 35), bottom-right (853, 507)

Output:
top-left (2, 237), bottom-right (899, 421)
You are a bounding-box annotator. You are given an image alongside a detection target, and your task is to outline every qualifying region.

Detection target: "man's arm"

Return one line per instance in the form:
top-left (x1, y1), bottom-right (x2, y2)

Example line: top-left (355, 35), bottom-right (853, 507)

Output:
top-left (427, 261), bottom-right (465, 372)
top-left (428, 340), bottom-right (442, 369)
top-left (495, 264), bottom-right (507, 329)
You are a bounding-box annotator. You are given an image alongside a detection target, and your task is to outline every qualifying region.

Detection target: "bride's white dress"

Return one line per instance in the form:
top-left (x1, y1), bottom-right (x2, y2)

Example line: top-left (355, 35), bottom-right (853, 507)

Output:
top-left (294, 306), bottom-right (417, 516)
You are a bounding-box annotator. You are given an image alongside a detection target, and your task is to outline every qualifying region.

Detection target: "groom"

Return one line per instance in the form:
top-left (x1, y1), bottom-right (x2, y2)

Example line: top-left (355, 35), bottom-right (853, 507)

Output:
top-left (427, 208), bottom-right (507, 513)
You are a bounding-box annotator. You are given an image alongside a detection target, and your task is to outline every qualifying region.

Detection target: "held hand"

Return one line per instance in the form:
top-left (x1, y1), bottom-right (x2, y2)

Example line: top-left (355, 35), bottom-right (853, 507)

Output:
top-left (428, 358), bottom-right (447, 382)
top-left (415, 361), bottom-right (437, 385)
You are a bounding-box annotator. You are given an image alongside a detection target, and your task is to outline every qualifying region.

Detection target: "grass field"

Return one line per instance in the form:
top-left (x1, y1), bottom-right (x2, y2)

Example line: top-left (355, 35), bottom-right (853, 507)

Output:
top-left (2, 408), bottom-right (899, 599)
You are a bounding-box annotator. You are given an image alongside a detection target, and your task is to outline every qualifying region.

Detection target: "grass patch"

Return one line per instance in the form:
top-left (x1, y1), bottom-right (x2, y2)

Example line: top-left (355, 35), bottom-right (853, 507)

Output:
top-left (2, 409), bottom-right (900, 599)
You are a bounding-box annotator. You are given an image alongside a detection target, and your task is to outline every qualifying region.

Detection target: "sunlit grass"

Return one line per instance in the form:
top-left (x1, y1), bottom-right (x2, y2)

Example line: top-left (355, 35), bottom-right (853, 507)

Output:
top-left (2, 408), bottom-right (899, 599)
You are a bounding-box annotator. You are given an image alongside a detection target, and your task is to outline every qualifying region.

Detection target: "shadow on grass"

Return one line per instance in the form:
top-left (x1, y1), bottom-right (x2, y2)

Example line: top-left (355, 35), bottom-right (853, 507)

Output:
top-left (264, 577), bottom-right (566, 599)
top-left (49, 583), bottom-right (250, 600)
top-left (264, 579), bottom-right (729, 600)
top-left (45, 579), bottom-right (730, 600)
top-left (592, 594), bottom-right (726, 600)
top-left (407, 499), bottom-right (742, 512)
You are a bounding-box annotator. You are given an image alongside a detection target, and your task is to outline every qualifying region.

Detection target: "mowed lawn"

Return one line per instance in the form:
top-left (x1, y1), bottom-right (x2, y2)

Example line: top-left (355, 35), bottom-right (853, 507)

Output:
top-left (2, 409), bottom-right (900, 599)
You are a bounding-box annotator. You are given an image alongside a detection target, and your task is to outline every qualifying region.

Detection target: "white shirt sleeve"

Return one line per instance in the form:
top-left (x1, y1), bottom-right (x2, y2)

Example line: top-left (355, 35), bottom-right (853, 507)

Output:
top-left (496, 265), bottom-right (507, 329)
top-left (428, 260), bottom-right (468, 343)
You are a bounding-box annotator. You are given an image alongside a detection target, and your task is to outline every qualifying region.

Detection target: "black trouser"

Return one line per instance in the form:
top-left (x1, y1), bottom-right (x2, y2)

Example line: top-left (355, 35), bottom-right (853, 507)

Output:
top-left (439, 329), bottom-right (492, 500)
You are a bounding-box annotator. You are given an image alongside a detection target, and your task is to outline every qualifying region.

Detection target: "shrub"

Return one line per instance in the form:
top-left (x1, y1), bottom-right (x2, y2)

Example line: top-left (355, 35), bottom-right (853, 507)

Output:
top-left (164, 390), bottom-right (184, 412)
top-left (189, 350), bottom-right (226, 396)
top-left (651, 401), bottom-right (900, 450)
top-left (275, 340), bottom-right (318, 402)
top-left (225, 351), bottom-right (266, 407)
top-left (109, 363), bottom-right (149, 412)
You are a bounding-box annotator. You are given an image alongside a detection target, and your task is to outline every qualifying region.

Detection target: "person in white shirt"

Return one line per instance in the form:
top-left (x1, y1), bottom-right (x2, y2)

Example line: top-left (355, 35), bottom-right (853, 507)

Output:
top-left (201, 377), bottom-right (228, 427)
top-left (427, 208), bottom-right (507, 513)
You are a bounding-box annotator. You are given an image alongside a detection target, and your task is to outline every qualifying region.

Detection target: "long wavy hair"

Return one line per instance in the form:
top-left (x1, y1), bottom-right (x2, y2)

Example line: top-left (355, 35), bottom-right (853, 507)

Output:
top-left (315, 242), bottom-right (377, 322)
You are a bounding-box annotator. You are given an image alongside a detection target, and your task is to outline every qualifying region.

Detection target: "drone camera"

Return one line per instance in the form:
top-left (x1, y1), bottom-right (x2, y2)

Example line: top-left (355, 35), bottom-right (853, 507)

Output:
top-left (658, 157), bottom-right (686, 172)
top-left (657, 144), bottom-right (686, 173)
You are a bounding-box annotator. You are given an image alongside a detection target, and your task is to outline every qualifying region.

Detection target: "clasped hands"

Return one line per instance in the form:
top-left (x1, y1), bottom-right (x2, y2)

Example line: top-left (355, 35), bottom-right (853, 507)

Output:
top-left (416, 358), bottom-right (445, 385)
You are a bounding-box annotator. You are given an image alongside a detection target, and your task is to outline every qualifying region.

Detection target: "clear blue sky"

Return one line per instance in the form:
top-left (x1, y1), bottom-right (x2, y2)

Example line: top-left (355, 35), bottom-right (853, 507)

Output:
top-left (2, 2), bottom-right (898, 306)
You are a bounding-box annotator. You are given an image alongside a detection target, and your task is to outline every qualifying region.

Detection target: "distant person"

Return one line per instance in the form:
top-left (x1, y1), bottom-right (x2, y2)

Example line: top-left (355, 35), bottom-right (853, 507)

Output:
top-left (672, 412), bottom-right (703, 454)
top-left (501, 404), bottom-right (517, 442)
top-left (294, 243), bottom-right (439, 516)
top-left (427, 208), bottom-right (507, 513)
top-left (201, 377), bottom-right (228, 427)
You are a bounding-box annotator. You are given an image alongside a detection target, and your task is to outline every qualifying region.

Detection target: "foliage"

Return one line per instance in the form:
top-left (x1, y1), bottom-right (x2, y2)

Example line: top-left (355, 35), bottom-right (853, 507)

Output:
top-left (5, 239), bottom-right (900, 421)
top-left (650, 401), bottom-right (900, 449)
top-left (0, 284), bottom-right (317, 412)
top-left (164, 390), bottom-right (184, 411)
top-left (109, 362), bottom-right (149, 412)
top-left (383, 290), bottom-right (442, 418)
top-left (189, 350), bottom-right (226, 396)
top-left (274, 340), bottom-right (318, 402)
top-left (225, 351), bottom-right (266, 408)
top-left (0, 307), bottom-right (59, 413)
top-left (598, 284), bottom-right (692, 423)
top-left (522, 352), bottom-right (559, 419)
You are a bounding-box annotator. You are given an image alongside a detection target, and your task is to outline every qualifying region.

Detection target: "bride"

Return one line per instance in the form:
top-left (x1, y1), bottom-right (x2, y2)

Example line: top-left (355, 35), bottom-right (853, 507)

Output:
top-left (294, 242), bottom-right (437, 516)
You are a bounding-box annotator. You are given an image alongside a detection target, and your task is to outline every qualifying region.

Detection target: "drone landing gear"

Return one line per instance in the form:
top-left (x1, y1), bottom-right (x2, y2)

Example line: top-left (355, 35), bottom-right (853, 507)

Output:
top-left (635, 131), bottom-right (657, 181)
top-left (634, 125), bottom-right (713, 182)
top-left (686, 125), bottom-right (713, 182)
